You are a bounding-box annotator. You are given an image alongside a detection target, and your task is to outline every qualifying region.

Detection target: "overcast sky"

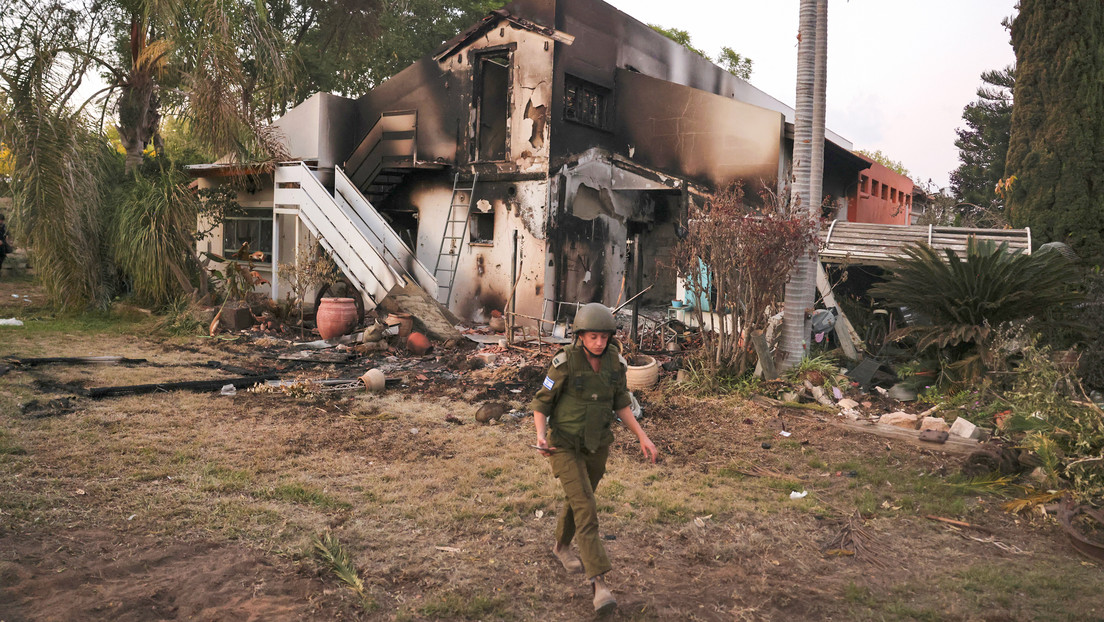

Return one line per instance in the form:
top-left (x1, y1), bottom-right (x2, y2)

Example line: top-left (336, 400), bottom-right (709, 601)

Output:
top-left (606, 0), bottom-right (1017, 189)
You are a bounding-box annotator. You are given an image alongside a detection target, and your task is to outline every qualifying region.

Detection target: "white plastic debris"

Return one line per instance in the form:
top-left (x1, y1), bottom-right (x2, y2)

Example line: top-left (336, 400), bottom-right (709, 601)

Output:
top-left (220, 384), bottom-right (237, 396)
top-left (779, 430), bottom-right (792, 437)
top-left (789, 491), bottom-right (808, 500)
top-left (0, 318), bottom-right (24, 326)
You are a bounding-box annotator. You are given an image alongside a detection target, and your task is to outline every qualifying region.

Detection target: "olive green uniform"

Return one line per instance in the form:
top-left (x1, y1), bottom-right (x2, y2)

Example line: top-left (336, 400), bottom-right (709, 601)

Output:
top-left (529, 342), bottom-right (632, 579)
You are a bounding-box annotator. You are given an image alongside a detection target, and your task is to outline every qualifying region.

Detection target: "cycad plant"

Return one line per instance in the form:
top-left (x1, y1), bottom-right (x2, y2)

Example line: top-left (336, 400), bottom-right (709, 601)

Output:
top-left (871, 238), bottom-right (1082, 382)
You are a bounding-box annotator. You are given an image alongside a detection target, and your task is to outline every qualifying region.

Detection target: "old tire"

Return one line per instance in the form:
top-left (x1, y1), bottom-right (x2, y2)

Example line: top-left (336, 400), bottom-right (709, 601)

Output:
top-left (626, 355), bottom-right (659, 391)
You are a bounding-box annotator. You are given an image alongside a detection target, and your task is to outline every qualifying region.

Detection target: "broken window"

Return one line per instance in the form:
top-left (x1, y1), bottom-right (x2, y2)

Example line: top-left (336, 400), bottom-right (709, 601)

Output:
top-left (871, 180), bottom-right (880, 198)
top-left (860, 175), bottom-right (869, 194)
top-left (474, 51), bottom-right (510, 161)
top-left (223, 208), bottom-right (273, 262)
top-left (564, 75), bottom-right (609, 129)
top-left (469, 210), bottom-right (495, 245)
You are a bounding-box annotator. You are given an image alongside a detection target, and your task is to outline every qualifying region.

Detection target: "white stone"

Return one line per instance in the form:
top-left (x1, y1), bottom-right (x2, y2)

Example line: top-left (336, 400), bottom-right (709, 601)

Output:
top-left (920, 416), bottom-right (950, 433)
top-left (837, 398), bottom-right (860, 410)
top-left (841, 409), bottom-right (861, 420)
top-left (949, 417), bottom-right (981, 440)
top-left (879, 411), bottom-right (918, 429)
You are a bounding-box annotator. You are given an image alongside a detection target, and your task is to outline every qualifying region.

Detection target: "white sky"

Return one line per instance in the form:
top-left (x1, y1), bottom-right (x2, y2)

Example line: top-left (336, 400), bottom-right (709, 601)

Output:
top-left (606, 0), bottom-right (1017, 189)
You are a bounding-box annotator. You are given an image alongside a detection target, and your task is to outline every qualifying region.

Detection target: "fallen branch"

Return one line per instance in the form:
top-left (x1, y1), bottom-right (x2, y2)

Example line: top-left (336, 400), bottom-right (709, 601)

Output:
top-left (924, 515), bottom-right (992, 534)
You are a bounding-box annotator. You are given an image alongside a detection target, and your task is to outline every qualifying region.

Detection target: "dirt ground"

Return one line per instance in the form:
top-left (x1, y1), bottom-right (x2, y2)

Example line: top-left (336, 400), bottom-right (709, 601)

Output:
top-left (1, 278), bottom-right (1102, 621)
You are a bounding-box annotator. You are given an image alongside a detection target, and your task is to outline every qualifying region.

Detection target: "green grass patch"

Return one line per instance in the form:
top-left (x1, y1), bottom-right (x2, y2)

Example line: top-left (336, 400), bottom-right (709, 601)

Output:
top-left (13, 309), bottom-right (156, 337)
top-left (415, 590), bottom-right (510, 620)
top-left (0, 429), bottom-right (26, 455)
top-left (480, 466), bottom-right (504, 479)
top-left (259, 483), bottom-right (351, 510)
top-left (199, 462), bottom-right (254, 493)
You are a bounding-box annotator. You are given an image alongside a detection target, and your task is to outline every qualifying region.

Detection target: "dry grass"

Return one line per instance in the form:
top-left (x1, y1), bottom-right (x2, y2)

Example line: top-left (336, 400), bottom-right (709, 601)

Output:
top-left (1, 286), bottom-right (1102, 621)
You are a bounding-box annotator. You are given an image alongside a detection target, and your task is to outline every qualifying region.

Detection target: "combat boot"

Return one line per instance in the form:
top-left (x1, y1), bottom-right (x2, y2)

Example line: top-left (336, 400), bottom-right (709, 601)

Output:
top-left (553, 545), bottom-right (583, 573)
top-left (592, 575), bottom-right (616, 615)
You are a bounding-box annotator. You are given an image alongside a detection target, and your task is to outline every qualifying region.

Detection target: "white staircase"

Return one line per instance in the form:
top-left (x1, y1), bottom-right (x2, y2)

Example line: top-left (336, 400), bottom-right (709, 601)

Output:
top-left (273, 161), bottom-right (439, 310)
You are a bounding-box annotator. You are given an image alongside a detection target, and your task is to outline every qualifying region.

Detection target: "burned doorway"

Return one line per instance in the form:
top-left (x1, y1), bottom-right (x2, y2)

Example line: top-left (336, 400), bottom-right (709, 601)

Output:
top-left (473, 49), bottom-right (511, 161)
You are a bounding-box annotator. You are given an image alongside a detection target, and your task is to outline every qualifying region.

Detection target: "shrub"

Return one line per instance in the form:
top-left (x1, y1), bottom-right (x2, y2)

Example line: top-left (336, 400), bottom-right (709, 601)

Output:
top-left (871, 238), bottom-right (1082, 383)
top-left (672, 184), bottom-right (818, 375)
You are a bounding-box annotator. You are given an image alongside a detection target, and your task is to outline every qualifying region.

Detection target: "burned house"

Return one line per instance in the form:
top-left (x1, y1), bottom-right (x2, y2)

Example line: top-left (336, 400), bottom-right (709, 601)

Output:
top-left (191, 0), bottom-right (871, 328)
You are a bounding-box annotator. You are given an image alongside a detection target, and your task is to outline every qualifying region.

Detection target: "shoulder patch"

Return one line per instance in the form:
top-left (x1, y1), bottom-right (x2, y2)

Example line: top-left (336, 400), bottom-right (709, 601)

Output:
top-left (543, 376), bottom-right (556, 390)
top-left (551, 351), bottom-right (569, 367)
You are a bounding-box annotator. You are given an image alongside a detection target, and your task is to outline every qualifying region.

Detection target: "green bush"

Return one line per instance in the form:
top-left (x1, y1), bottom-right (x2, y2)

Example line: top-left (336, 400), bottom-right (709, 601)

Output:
top-left (872, 239), bottom-right (1082, 383)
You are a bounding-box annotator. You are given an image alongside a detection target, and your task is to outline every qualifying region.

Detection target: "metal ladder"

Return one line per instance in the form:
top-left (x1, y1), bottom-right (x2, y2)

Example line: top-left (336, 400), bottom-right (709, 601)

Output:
top-left (433, 172), bottom-right (478, 306)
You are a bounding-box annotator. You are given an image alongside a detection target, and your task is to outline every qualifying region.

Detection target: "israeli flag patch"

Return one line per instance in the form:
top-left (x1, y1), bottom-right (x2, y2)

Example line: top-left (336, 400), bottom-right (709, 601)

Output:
top-left (543, 376), bottom-right (556, 390)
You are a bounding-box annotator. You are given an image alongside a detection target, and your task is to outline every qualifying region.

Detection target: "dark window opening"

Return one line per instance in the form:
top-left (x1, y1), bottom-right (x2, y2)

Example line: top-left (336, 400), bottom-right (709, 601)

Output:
top-left (223, 208), bottom-right (272, 262)
top-left (564, 75), bottom-right (609, 129)
top-left (470, 211), bottom-right (495, 244)
top-left (475, 52), bottom-right (510, 161)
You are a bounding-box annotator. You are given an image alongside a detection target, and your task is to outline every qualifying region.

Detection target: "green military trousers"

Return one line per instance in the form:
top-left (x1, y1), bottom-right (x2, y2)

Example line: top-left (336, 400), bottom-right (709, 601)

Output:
top-left (550, 445), bottom-right (611, 579)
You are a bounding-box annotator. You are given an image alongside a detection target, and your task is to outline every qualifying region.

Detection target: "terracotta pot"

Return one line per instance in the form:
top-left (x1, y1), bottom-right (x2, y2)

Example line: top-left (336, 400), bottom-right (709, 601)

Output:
top-left (359, 368), bottom-right (386, 392)
top-left (626, 354), bottom-right (659, 391)
top-left (316, 297), bottom-right (358, 340)
top-left (386, 312), bottom-right (414, 340)
top-left (406, 331), bottom-right (431, 355)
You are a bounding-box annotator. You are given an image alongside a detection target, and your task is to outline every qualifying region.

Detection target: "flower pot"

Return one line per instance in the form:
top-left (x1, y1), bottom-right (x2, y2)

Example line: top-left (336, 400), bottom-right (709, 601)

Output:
top-left (626, 354), bottom-right (659, 391)
top-left (316, 297), bottom-right (358, 340)
top-left (406, 331), bottom-right (431, 355)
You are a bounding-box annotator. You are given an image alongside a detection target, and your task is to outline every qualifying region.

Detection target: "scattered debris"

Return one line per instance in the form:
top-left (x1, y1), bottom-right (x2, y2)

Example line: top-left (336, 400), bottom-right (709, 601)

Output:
top-left (0, 318), bottom-right (24, 326)
top-left (920, 416), bottom-right (950, 432)
top-left (84, 374), bottom-right (278, 398)
top-left (949, 417), bottom-right (981, 440)
top-left (789, 490), bottom-right (808, 499)
top-left (822, 511), bottom-right (890, 568)
top-left (475, 402), bottom-right (510, 424)
top-left (879, 411), bottom-right (918, 429)
top-left (1058, 495), bottom-right (1104, 563)
top-left (918, 429), bottom-right (949, 444)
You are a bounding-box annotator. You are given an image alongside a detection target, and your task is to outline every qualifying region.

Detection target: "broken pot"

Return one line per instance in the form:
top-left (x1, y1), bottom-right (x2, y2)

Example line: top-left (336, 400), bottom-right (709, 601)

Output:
top-left (360, 369), bottom-right (386, 392)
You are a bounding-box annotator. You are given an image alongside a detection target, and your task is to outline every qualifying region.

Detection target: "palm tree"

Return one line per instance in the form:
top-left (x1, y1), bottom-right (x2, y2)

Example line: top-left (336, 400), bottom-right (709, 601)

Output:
top-left (778, 0), bottom-right (828, 371)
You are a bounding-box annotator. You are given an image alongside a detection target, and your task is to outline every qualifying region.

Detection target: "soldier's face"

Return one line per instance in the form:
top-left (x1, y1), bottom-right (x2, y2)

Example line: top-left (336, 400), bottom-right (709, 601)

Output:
top-left (580, 331), bottom-right (610, 357)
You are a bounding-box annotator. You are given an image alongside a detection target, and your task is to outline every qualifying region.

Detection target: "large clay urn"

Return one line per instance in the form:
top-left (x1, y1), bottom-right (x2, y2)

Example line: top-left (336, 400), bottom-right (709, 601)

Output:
top-left (316, 297), bottom-right (358, 340)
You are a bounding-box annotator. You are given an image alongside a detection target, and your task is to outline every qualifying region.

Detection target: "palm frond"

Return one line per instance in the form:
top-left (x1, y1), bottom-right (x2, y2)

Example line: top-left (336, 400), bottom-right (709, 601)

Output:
top-left (312, 531), bottom-right (367, 598)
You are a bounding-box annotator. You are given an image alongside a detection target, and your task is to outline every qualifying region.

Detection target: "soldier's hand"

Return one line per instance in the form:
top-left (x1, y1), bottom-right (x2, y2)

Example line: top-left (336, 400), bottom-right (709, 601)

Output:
top-left (536, 436), bottom-right (555, 456)
top-left (639, 436), bottom-right (658, 464)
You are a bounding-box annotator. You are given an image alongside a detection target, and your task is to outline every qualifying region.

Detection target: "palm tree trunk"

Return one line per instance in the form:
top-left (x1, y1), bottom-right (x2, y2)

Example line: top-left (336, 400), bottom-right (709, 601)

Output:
top-left (779, 0), bottom-right (827, 371)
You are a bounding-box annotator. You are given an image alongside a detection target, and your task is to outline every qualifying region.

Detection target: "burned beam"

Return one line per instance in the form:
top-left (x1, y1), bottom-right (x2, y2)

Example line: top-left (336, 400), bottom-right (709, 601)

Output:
top-left (7, 356), bottom-right (149, 367)
top-left (84, 373), bottom-right (279, 398)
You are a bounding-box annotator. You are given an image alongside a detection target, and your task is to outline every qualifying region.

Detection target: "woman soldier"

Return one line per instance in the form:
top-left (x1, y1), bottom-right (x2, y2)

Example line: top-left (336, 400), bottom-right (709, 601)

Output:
top-left (529, 302), bottom-right (658, 614)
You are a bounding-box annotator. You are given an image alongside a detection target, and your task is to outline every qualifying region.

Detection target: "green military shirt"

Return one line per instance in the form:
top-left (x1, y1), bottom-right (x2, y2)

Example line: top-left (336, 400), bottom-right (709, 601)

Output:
top-left (529, 340), bottom-right (632, 453)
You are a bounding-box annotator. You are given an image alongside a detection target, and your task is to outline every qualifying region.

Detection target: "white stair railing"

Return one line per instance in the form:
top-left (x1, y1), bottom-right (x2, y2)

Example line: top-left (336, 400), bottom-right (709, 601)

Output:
top-left (333, 167), bottom-right (439, 298)
top-left (274, 162), bottom-right (403, 309)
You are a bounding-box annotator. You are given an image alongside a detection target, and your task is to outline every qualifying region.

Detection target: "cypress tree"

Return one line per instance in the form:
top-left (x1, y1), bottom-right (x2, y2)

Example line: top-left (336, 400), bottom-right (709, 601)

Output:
top-left (1005, 0), bottom-right (1104, 265)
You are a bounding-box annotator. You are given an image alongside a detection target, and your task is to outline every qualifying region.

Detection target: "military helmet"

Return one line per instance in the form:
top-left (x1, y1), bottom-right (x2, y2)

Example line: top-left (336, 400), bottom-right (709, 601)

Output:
top-left (572, 302), bottom-right (617, 333)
